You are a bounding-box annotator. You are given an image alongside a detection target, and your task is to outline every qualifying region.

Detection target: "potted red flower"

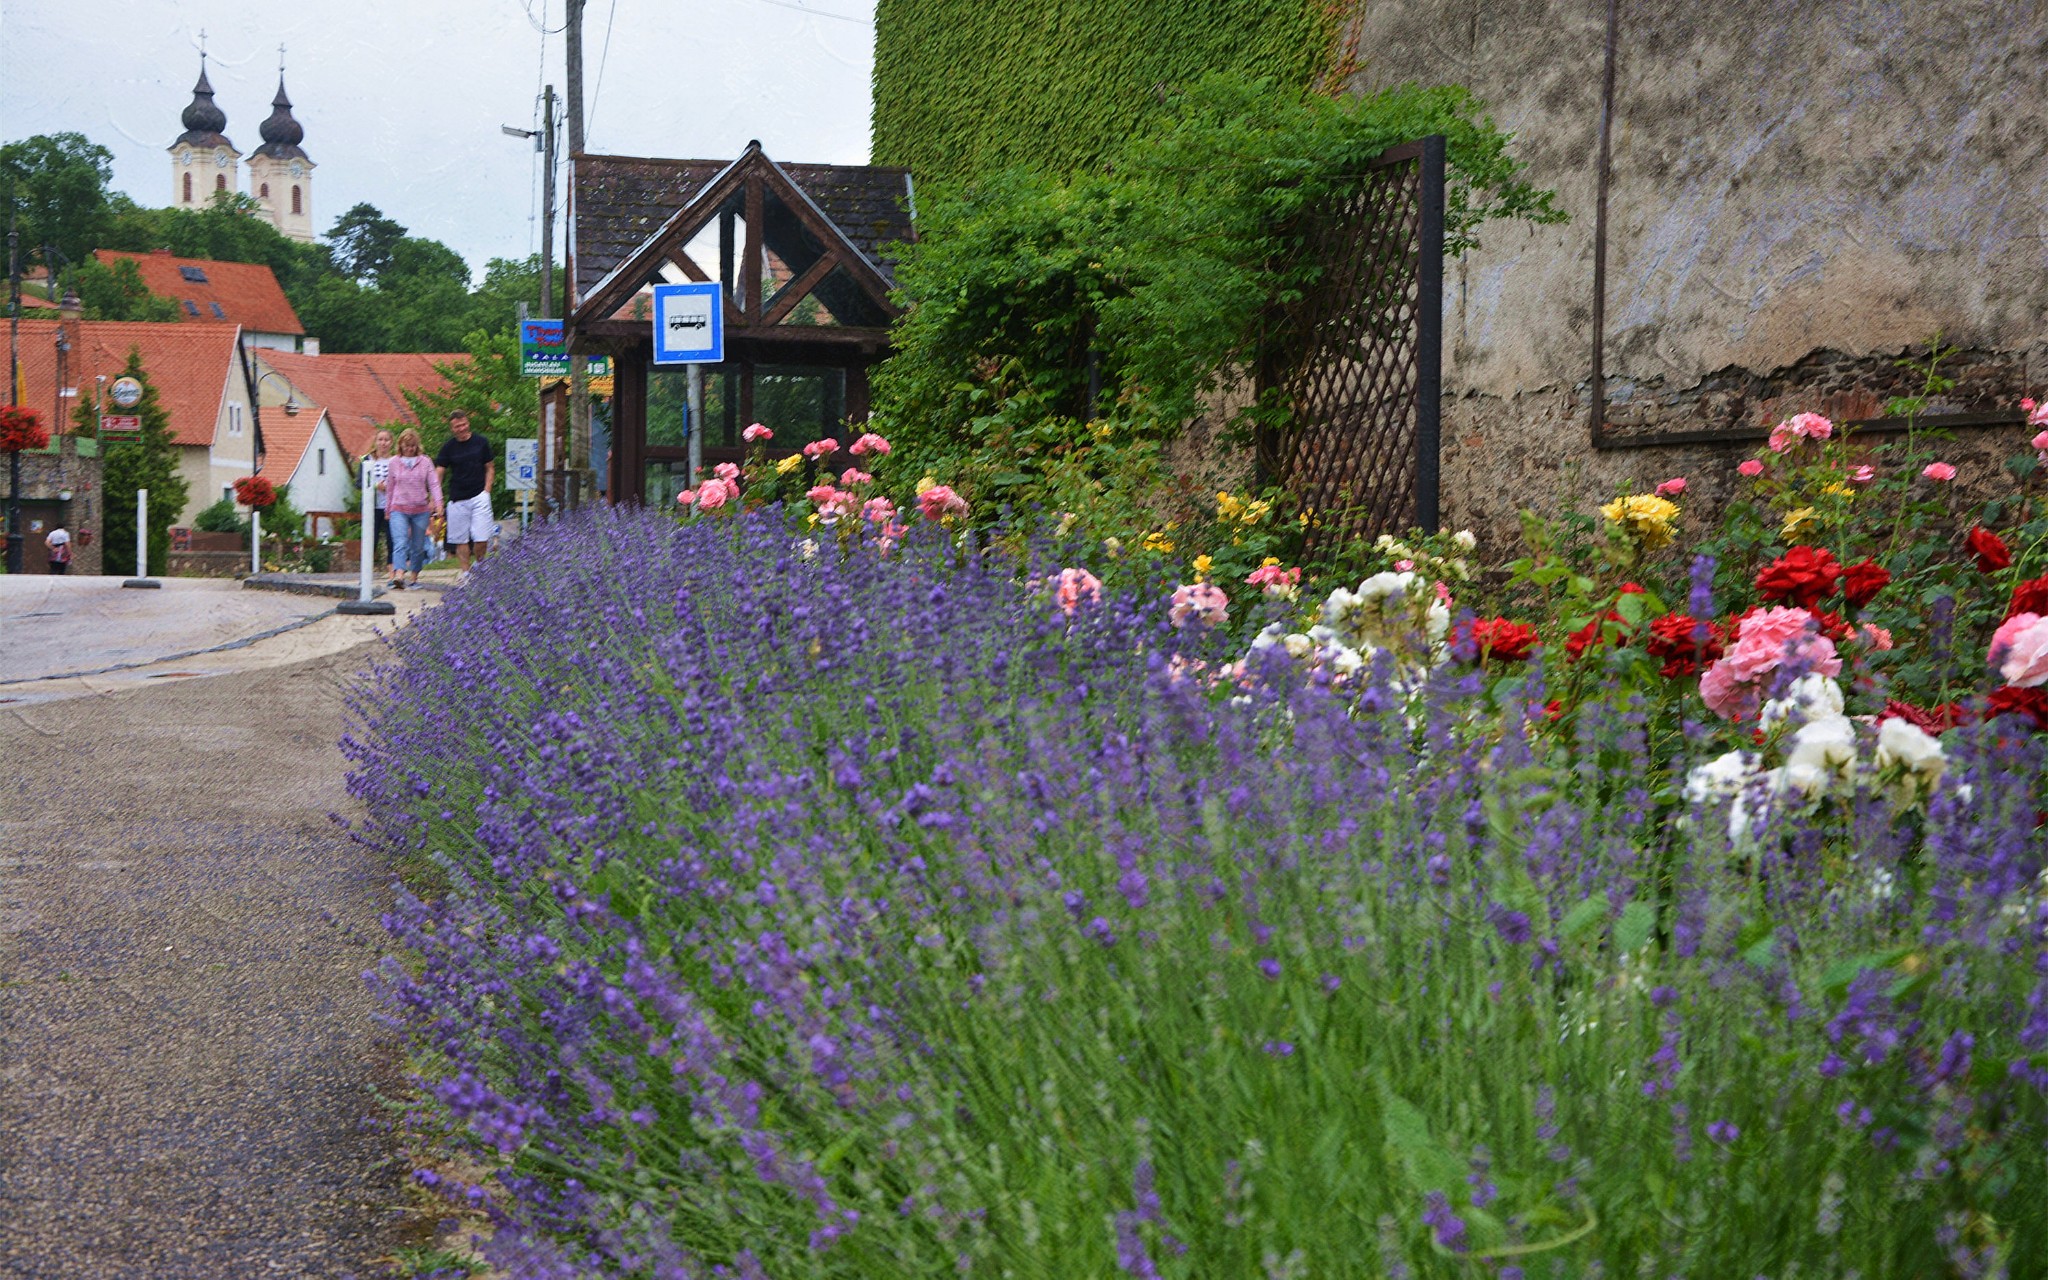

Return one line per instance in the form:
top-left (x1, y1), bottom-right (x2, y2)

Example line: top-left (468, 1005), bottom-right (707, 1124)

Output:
top-left (0, 405), bottom-right (49, 454)
top-left (233, 475), bottom-right (278, 509)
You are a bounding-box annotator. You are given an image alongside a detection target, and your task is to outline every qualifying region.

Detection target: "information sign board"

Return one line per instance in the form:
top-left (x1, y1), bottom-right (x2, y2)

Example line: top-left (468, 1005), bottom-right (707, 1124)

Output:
top-left (506, 438), bottom-right (539, 491)
top-left (651, 282), bottom-right (724, 365)
top-left (520, 319), bottom-right (566, 376)
top-left (100, 414), bottom-right (142, 441)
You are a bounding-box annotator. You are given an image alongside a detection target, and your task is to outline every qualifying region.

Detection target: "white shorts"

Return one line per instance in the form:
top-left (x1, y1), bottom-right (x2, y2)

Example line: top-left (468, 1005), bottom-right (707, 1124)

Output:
top-left (446, 492), bottom-right (496, 545)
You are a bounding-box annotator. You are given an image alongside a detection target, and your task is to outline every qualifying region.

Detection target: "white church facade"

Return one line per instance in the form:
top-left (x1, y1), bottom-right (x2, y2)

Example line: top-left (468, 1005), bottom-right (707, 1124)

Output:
top-left (168, 56), bottom-right (316, 243)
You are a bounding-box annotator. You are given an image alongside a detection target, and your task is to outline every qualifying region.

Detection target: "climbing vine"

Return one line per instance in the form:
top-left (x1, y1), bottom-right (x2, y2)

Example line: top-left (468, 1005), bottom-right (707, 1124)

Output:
top-left (872, 0), bottom-right (1344, 182)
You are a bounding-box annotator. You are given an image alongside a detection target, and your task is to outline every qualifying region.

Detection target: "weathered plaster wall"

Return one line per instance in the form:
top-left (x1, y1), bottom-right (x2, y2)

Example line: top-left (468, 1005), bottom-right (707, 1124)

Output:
top-left (20, 439), bottom-right (105, 576)
top-left (1345, 0), bottom-right (2048, 544)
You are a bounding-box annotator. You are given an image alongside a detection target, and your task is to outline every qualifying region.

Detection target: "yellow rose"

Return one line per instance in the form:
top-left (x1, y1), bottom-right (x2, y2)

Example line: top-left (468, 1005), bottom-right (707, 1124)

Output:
top-left (915, 476), bottom-right (937, 495)
top-left (1192, 554), bottom-right (1214, 580)
top-left (1142, 531), bottom-right (1175, 554)
top-left (1599, 493), bottom-right (1680, 549)
top-left (775, 453), bottom-right (803, 475)
top-left (1781, 506), bottom-right (1818, 538)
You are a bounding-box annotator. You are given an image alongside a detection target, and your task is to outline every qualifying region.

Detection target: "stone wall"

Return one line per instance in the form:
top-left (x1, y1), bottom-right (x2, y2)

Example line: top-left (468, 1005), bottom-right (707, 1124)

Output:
top-left (13, 437), bottom-right (104, 576)
top-left (1342, 0), bottom-right (2048, 549)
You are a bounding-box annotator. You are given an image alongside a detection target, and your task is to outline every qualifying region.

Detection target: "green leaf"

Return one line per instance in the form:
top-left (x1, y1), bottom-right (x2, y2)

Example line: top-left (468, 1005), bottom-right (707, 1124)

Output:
top-left (1614, 901), bottom-right (1657, 955)
top-left (1376, 1081), bottom-right (1465, 1194)
top-left (1560, 892), bottom-right (1611, 942)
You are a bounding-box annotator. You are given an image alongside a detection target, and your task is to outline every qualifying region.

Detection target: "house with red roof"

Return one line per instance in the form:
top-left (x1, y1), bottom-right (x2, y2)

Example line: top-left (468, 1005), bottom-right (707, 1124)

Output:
top-left (253, 404), bottom-right (355, 534)
top-left (252, 348), bottom-right (462, 458)
top-left (13, 317), bottom-right (267, 526)
top-left (94, 249), bottom-right (306, 352)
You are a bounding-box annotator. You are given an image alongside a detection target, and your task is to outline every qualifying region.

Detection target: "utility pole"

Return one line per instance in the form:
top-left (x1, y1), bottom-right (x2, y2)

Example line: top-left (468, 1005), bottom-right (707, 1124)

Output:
top-left (7, 220), bottom-right (22, 574)
top-left (564, 0), bottom-right (593, 505)
top-left (541, 84), bottom-right (557, 320)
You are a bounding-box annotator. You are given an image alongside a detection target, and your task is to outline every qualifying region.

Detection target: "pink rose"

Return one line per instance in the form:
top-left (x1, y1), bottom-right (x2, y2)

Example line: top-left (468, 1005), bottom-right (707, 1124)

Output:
top-left (805, 483), bottom-right (838, 504)
top-left (2033, 429), bottom-right (2048, 452)
top-left (1990, 613), bottom-right (2048, 688)
top-left (1394, 559), bottom-right (1415, 572)
top-left (917, 484), bottom-right (968, 520)
top-left (1698, 606), bottom-right (1841, 720)
top-left (1859, 623), bottom-right (1893, 651)
top-left (675, 488), bottom-right (698, 507)
top-left (1788, 412), bottom-right (1833, 441)
top-left (861, 496), bottom-right (896, 524)
top-left (742, 423), bottom-right (772, 443)
top-left (1850, 465), bottom-right (1877, 484)
top-left (2023, 398), bottom-right (2038, 413)
top-left (1922, 462), bottom-right (1956, 482)
top-left (714, 462), bottom-right (740, 482)
top-left (840, 467), bottom-right (874, 487)
top-left (802, 438), bottom-right (839, 460)
top-left (1655, 477), bottom-right (1687, 496)
top-left (696, 478), bottom-right (731, 510)
top-left (1245, 563), bottom-right (1301, 591)
top-left (1053, 567), bottom-right (1102, 615)
top-left (1738, 459), bottom-right (1765, 478)
top-left (1169, 582), bottom-right (1229, 628)
top-left (1768, 422), bottom-right (1796, 453)
top-left (848, 432), bottom-right (892, 457)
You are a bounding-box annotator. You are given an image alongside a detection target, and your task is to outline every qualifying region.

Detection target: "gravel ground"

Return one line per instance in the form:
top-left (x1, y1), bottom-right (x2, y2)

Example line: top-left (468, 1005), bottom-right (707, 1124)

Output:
top-left (0, 648), bottom-right (407, 1278)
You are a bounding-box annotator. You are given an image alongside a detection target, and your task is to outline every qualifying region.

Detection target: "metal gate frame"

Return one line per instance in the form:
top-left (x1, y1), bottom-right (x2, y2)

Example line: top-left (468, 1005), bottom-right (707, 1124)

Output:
top-left (1257, 135), bottom-right (1445, 553)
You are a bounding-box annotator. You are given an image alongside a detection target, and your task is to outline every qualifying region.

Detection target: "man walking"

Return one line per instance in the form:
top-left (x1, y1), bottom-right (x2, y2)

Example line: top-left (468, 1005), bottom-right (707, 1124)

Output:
top-left (434, 410), bottom-right (495, 582)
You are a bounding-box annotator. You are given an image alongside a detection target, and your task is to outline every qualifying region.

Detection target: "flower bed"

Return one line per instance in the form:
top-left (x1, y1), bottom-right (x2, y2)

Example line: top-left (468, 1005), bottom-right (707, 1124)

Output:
top-left (352, 495), bottom-right (2048, 1277)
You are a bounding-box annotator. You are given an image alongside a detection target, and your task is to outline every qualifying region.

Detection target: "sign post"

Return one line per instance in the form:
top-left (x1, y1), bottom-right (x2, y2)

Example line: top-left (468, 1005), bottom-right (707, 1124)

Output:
top-left (100, 415), bottom-right (142, 442)
top-left (506, 438), bottom-right (538, 532)
top-left (338, 457), bottom-right (395, 615)
top-left (651, 283), bottom-right (724, 487)
top-left (120, 486), bottom-right (160, 588)
top-left (251, 506), bottom-right (262, 578)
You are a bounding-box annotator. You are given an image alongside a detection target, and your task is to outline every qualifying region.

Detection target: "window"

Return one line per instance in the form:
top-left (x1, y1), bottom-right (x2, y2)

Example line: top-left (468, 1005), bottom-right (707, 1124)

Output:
top-left (291, 185), bottom-right (302, 215)
top-left (209, 301), bottom-right (226, 319)
top-left (228, 404), bottom-right (243, 436)
top-left (215, 173), bottom-right (227, 192)
top-left (179, 265), bottom-right (209, 284)
top-left (258, 183), bottom-right (269, 199)
top-left (224, 484), bottom-right (234, 503)
top-left (317, 447), bottom-right (326, 476)
top-left (183, 173), bottom-right (193, 203)
top-left (183, 299), bottom-right (200, 316)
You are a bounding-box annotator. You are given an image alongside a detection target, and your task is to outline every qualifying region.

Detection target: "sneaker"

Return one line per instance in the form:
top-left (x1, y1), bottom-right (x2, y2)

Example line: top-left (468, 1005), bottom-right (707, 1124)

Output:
top-left (387, 578), bottom-right (404, 592)
top-left (453, 570), bottom-right (471, 587)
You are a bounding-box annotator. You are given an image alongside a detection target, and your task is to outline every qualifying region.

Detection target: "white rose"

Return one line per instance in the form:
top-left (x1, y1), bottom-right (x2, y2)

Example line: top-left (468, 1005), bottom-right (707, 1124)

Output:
top-left (1425, 599), bottom-right (1451, 642)
top-left (1760, 674), bottom-right (1846, 731)
top-left (1451, 529), bottom-right (1477, 551)
top-left (1873, 717), bottom-right (1943, 774)
top-left (1684, 750), bottom-right (1753, 804)
top-left (1249, 622), bottom-right (1288, 651)
top-left (1282, 632), bottom-right (1315, 660)
top-left (1785, 716), bottom-right (1858, 780)
top-left (1356, 571), bottom-right (1415, 604)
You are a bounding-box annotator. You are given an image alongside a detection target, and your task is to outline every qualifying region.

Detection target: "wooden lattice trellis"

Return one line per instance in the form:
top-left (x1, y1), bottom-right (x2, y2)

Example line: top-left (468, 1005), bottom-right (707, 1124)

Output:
top-left (1259, 136), bottom-right (1445, 554)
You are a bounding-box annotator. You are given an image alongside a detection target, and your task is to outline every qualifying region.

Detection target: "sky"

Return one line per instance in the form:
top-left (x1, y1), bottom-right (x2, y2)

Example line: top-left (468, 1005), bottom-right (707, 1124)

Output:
top-left (0, 0), bottom-right (877, 275)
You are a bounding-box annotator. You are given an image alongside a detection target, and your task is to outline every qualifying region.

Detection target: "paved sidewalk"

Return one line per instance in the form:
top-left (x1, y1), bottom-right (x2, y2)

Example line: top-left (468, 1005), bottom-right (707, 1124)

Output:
top-left (0, 648), bottom-right (408, 1277)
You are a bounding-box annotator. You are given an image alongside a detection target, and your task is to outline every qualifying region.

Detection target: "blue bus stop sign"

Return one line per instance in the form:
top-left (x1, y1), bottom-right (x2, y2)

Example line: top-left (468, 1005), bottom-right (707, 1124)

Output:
top-left (651, 282), bottom-right (724, 364)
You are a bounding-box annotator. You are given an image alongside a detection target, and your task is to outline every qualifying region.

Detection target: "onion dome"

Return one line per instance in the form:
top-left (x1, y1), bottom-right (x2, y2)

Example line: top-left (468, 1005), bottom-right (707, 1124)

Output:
top-left (175, 63), bottom-right (233, 147)
top-left (254, 78), bottom-right (308, 159)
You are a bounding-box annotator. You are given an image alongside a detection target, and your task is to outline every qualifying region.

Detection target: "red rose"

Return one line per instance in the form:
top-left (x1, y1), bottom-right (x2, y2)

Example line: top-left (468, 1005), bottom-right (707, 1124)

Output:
top-left (1463, 617), bottom-right (1540, 662)
top-left (1878, 700), bottom-right (1969, 736)
top-left (1807, 609), bottom-right (1855, 642)
top-left (0, 405), bottom-right (49, 453)
top-left (1966, 526), bottom-right (2012, 573)
top-left (1985, 686), bottom-right (2048, 733)
top-left (1645, 613), bottom-right (1725, 677)
top-left (1755, 545), bottom-right (1844, 608)
top-left (2008, 573), bottom-right (2048, 620)
top-left (1842, 559), bottom-right (1890, 609)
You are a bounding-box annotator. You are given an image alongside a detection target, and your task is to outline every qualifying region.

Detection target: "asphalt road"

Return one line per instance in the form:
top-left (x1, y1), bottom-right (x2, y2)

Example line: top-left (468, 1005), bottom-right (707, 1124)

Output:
top-left (0, 648), bottom-right (407, 1277)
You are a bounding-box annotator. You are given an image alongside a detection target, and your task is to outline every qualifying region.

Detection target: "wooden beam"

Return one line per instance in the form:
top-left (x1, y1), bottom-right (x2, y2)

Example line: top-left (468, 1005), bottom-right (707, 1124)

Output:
top-left (743, 174), bottom-right (764, 325)
top-left (759, 253), bottom-right (839, 326)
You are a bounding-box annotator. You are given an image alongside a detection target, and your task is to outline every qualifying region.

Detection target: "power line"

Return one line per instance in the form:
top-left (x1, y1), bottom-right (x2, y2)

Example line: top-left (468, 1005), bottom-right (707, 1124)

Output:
top-left (586, 0), bottom-right (619, 145)
top-left (735, 0), bottom-right (872, 25)
top-left (522, 0), bottom-right (567, 33)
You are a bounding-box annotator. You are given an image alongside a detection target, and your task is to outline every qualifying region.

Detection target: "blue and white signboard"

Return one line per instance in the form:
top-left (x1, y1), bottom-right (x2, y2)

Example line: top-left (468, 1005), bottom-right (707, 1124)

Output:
top-left (506, 438), bottom-right (539, 491)
top-left (651, 282), bottom-right (724, 364)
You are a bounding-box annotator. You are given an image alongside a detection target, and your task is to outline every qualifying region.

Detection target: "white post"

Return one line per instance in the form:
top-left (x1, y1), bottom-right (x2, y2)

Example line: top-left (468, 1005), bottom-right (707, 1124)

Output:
top-left (687, 364), bottom-right (704, 487)
top-left (251, 506), bottom-right (262, 577)
top-left (121, 487), bottom-right (161, 587)
top-left (357, 458), bottom-right (375, 602)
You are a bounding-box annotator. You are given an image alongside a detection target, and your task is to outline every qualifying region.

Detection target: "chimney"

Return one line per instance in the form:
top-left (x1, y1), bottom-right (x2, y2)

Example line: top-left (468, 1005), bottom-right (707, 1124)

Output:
top-left (300, 336), bottom-right (320, 356)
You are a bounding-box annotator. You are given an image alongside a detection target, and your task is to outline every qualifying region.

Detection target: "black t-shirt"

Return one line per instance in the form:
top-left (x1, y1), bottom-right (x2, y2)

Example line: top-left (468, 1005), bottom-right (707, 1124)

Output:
top-left (436, 434), bottom-right (494, 501)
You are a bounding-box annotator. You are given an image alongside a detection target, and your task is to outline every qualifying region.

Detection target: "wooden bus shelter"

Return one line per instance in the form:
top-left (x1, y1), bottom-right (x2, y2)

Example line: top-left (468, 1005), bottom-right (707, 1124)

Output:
top-left (569, 142), bottom-right (914, 504)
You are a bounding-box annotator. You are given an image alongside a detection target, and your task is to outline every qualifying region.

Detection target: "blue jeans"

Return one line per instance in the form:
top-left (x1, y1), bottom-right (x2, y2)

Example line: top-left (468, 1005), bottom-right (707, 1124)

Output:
top-left (391, 510), bottom-right (433, 574)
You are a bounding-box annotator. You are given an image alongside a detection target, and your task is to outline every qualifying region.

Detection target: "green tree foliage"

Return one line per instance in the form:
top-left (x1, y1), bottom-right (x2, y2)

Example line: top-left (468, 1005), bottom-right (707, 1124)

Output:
top-left (88, 350), bottom-right (188, 576)
top-left (872, 74), bottom-right (1564, 505)
top-left (0, 132), bottom-right (116, 265)
top-left (872, 0), bottom-right (1342, 182)
top-left (71, 254), bottom-right (181, 322)
top-left (326, 202), bottom-right (408, 282)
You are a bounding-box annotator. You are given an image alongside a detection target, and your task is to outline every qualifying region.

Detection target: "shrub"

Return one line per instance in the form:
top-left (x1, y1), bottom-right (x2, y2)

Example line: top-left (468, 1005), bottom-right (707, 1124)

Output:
top-left (192, 497), bottom-right (247, 534)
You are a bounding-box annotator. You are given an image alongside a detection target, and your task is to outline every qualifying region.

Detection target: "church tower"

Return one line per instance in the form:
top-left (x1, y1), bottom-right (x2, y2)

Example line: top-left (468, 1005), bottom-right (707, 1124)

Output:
top-left (247, 58), bottom-right (314, 243)
top-left (169, 54), bottom-right (239, 207)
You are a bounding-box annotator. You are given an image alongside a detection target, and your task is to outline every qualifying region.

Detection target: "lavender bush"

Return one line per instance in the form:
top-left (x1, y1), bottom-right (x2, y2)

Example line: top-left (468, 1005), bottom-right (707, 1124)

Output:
top-left (350, 507), bottom-right (2048, 1278)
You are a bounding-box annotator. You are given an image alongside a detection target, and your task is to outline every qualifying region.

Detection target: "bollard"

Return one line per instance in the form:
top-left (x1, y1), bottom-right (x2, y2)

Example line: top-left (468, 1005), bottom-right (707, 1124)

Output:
top-left (338, 457), bottom-right (394, 615)
top-left (251, 506), bottom-right (262, 577)
top-left (121, 486), bottom-right (161, 588)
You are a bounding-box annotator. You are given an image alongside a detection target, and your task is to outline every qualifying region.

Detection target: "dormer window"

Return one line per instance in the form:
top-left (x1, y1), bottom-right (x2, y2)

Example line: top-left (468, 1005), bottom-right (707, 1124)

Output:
top-left (179, 265), bottom-right (209, 284)
top-left (183, 299), bottom-right (200, 316)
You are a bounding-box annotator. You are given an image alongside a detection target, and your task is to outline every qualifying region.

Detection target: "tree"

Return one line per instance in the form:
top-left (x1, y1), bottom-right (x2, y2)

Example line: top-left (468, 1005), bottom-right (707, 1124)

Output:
top-left (327, 203), bottom-right (408, 283)
top-left (72, 255), bottom-right (181, 322)
top-left (88, 350), bottom-right (188, 576)
top-left (0, 132), bottom-right (115, 266)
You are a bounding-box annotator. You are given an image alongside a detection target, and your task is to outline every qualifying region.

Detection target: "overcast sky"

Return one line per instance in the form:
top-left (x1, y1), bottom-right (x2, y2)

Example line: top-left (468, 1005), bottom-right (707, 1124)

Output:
top-left (0, 0), bottom-right (877, 275)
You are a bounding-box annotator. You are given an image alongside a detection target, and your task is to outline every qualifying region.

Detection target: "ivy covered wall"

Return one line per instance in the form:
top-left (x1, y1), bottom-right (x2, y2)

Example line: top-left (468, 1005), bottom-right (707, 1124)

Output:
top-left (872, 0), bottom-right (1340, 183)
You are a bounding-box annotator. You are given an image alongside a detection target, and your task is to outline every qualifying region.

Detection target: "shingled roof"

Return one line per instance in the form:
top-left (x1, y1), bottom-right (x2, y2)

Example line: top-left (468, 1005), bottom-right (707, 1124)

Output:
top-left (97, 250), bottom-right (304, 336)
top-left (12, 318), bottom-right (242, 447)
top-left (572, 152), bottom-right (914, 302)
top-left (255, 349), bottom-right (460, 457)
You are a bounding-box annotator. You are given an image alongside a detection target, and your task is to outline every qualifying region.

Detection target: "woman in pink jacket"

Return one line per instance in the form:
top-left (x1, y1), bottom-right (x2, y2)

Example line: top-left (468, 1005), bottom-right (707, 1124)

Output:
top-left (383, 428), bottom-right (443, 588)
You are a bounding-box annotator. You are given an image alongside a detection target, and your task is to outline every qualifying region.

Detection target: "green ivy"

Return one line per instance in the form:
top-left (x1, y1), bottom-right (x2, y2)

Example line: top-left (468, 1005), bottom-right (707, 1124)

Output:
top-left (872, 0), bottom-right (1342, 182)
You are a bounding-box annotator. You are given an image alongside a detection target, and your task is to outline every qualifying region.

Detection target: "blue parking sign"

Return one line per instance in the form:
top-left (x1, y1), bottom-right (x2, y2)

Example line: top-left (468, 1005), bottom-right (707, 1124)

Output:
top-left (652, 282), bottom-right (724, 364)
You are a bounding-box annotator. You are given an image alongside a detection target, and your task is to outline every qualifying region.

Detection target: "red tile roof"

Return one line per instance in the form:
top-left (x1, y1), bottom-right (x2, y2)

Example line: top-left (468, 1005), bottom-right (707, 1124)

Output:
top-left (255, 349), bottom-right (463, 457)
top-left (11, 318), bottom-right (241, 447)
top-left (96, 249), bottom-right (304, 336)
top-left (255, 406), bottom-right (327, 486)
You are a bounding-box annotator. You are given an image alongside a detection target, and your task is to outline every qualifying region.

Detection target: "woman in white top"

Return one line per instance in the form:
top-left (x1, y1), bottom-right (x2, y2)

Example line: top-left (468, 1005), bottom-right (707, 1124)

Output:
top-left (364, 429), bottom-right (396, 590)
top-left (44, 525), bottom-right (71, 574)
